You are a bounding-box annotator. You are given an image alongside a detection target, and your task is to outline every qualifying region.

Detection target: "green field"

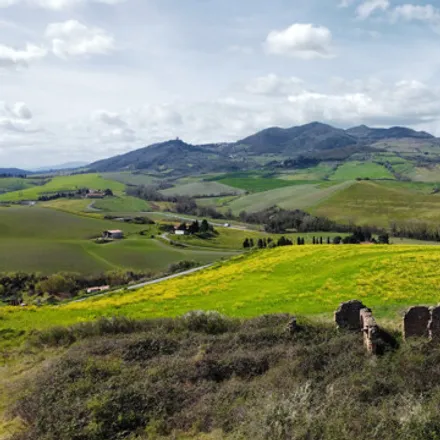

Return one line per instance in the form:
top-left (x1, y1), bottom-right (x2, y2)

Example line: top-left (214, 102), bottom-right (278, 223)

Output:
top-left (210, 174), bottom-right (311, 193)
top-left (227, 181), bottom-right (353, 214)
top-left (312, 180), bottom-right (440, 226)
top-left (92, 196), bottom-right (151, 212)
top-left (101, 172), bottom-right (158, 186)
top-left (278, 163), bottom-right (336, 181)
top-left (330, 161), bottom-right (395, 180)
top-left (0, 174), bottom-right (126, 202)
top-left (4, 244), bottom-right (440, 350)
top-left (161, 181), bottom-right (244, 197)
top-left (0, 177), bottom-right (41, 194)
top-left (0, 207), bottom-right (233, 274)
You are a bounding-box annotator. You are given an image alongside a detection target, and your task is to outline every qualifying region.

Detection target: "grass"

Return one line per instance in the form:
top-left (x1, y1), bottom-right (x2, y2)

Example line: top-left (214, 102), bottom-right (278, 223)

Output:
top-left (0, 174), bottom-right (126, 202)
top-left (0, 206), bottom-right (233, 275)
top-left (330, 161), bottom-right (395, 180)
top-left (172, 228), bottom-right (348, 250)
top-left (227, 181), bottom-right (353, 214)
top-left (312, 180), bottom-right (440, 227)
top-left (101, 172), bottom-right (158, 186)
top-left (161, 181), bottom-right (244, 197)
top-left (4, 244), bottom-right (440, 350)
top-left (278, 163), bottom-right (336, 181)
top-left (210, 173), bottom-right (319, 193)
top-left (92, 196), bottom-right (151, 212)
top-left (0, 177), bottom-right (40, 194)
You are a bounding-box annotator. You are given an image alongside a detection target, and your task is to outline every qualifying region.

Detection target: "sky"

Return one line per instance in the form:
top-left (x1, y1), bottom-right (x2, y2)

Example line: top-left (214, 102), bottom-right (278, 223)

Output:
top-left (1, 0), bottom-right (440, 168)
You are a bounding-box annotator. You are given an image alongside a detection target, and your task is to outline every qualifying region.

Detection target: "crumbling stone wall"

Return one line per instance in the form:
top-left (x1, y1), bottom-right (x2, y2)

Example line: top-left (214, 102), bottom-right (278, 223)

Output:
top-left (428, 306), bottom-right (440, 341)
top-left (360, 308), bottom-right (379, 355)
top-left (403, 306), bottom-right (430, 340)
top-left (335, 300), bottom-right (366, 331)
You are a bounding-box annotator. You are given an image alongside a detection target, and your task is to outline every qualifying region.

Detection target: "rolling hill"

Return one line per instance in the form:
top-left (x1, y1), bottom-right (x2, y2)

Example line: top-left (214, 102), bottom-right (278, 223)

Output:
top-left (86, 123), bottom-right (440, 176)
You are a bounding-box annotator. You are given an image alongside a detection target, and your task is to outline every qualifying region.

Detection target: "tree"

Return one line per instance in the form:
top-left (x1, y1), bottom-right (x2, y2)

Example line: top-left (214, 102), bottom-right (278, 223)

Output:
top-left (312, 236), bottom-right (316, 245)
top-left (257, 239), bottom-right (264, 249)
top-left (200, 219), bottom-right (210, 234)
top-left (249, 238), bottom-right (254, 248)
top-left (188, 220), bottom-right (200, 235)
top-left (243, 238), bottom-right (250, 249)
top-left (333, 236), bottom-right (342, 245)
top-left (378, 233), bottom-right (390, 244)
top-left (320, 237), bottom-right (323, 245)
top-left (297, 237), bottom-right (301, 246)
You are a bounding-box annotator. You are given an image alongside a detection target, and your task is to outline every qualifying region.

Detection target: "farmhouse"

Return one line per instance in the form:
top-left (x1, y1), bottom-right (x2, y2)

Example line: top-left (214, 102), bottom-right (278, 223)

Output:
top-left (87, 190), bottom-right (105, 199)
top-left (175, 230), bottom-right (187, 236)
top-left (86, 285), bottom-right (110, 294)
top-left (102, 229), bottom-right (124, 239)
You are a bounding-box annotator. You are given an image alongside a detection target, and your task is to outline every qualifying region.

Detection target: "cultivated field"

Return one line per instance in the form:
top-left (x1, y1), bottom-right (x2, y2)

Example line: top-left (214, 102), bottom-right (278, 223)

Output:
top-left (312, 180), bottom-right (440, 226)
top-left (0, 207), bottom-right (233, 274)
top-left (161, 181), bottom-right (244, 197)
top-left (330, 161), bottom-right (395, 180)
top-left (227, 181), bottom-right (353, 214)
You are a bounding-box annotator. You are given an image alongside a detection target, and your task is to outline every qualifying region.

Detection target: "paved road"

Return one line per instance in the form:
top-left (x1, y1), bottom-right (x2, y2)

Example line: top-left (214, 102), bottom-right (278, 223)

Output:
top-left (72, 264), bottom-right (212, 303)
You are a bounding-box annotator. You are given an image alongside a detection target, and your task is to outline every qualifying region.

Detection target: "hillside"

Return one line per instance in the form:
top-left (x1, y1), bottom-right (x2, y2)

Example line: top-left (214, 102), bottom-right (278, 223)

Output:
top-left (86, 123), bottom-right (440, 176)
top-left (6, 313), bottom-right (440, 440)
top-left (4, 244), bottom-right (440, 346)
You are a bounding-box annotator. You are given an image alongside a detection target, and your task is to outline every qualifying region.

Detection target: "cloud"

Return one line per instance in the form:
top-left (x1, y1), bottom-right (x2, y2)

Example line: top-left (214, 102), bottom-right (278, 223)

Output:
top-left (45, 20), bottom-right (115, 58)
top-left (0, 101), bottom-right (35, 133)
top-left (93, 110), bottom-right (127, 127)
top-left (0, 43), bottom-right (47, 68)
top-left (245, 74), bottom-right (304, 96)
top-left (264, 23), bottom-right (334, 59)
top-left (392, 4), bottom-right (440, 29)
top-left (0, 0), bottom-right (126, 9)
top-left (356, 0), bottom-right (389, 19)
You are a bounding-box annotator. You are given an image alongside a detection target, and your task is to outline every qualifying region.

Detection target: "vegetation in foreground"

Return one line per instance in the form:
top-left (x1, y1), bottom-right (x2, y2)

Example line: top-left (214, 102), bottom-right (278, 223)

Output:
top-left (7, 313), bottom-right (440, 440)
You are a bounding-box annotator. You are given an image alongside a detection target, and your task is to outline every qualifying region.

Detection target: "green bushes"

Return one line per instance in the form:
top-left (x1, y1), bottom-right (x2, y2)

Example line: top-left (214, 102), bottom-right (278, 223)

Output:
top-left (13, 314), bottom-right (440, 440)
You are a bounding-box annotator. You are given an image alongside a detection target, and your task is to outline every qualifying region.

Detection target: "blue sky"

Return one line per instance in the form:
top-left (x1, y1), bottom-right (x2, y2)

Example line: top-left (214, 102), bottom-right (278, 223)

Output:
top-left (1, 0), bottom-right (440, 167)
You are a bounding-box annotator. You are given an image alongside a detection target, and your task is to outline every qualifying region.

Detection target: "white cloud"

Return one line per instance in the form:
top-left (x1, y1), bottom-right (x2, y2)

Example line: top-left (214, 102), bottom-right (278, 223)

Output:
top-left (392, 4), bottom-right (440, 28)
top-left (357, 0), bottom-right (390, 19)
top-left (245, 74), bottom-right (304, 96)
top-left (264, 23), bottom-right (334, 59)
top-left (0, 0), bottom-right (126, 10)
top-left (0, 43), bottom-right (47, 68)
top-left (45, 20), bottom-right (115, 58)
top-left (93, 110), bottom-right (127, 127)
top-left (0, 101), bottom-right (35, 134)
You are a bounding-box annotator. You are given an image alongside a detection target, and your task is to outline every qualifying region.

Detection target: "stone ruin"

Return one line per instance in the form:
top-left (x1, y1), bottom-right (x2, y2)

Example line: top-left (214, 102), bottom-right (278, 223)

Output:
top-left (335, 300), bottom-right (397, 355)
top-left (403, 306), bottom-right (440, 341)
top-left (360, 308), bottom-right (379, 355)
top-left (334, 300), bottom-right (366, 331)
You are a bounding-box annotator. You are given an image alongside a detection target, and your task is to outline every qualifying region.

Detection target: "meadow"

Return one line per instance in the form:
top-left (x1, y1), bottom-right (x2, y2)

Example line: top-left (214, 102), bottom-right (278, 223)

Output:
top-left (330, 161), bottom-right (395, 180)
top-left (0, 207), bottom-right (234, 275)
top-left (227, 181), bottom-right (353, 214)
top-left (4, 244), bottom-right (440, 350)
top-left (0, 174), bottom-right (125, 201)
top-left (160, 181), bottom-right (243, 197)
top-left (312, 180), bottom-right (440, 226)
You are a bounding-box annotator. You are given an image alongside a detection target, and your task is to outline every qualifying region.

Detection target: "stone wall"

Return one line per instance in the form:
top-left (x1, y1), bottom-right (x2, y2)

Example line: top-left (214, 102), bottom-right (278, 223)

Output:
top-left (334, 300), bottom-right (366, 331)
top-left (403, 306), bottom-right (440, 341)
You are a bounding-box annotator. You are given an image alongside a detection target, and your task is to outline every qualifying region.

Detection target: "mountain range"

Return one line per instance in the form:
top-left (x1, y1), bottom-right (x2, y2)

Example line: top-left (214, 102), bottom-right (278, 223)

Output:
top-left (87, 122), bottom-right (439, 176)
